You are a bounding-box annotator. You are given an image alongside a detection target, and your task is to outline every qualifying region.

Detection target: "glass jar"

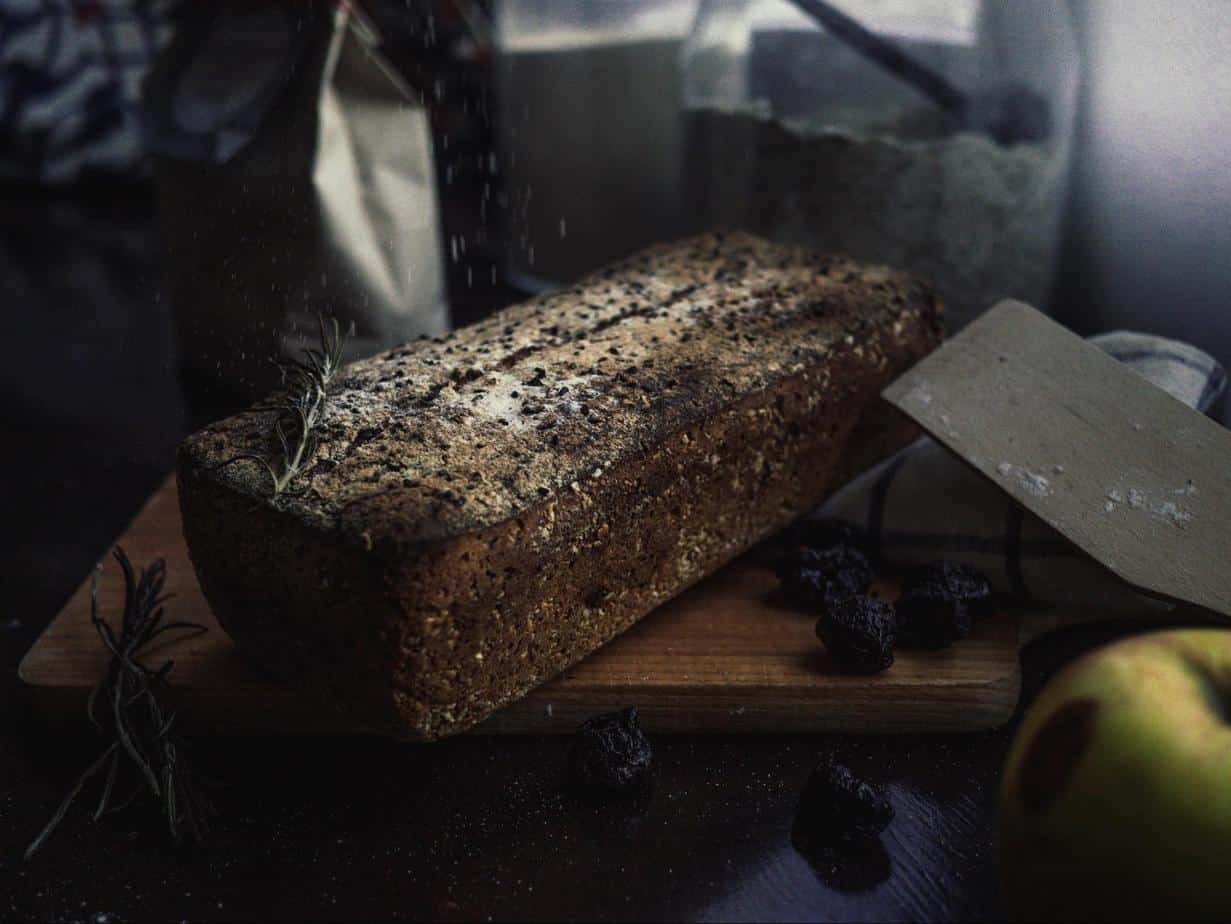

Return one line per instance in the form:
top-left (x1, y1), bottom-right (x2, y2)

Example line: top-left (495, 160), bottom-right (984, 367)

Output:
top-left (682, 0), bottom-right (1080, 329)
top-left (496, 0), bottom-right (698, 292)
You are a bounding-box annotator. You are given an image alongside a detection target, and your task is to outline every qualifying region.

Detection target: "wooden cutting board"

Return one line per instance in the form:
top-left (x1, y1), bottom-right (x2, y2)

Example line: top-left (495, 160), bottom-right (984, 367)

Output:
top-left (20, 475), bottom-right (1028, 736)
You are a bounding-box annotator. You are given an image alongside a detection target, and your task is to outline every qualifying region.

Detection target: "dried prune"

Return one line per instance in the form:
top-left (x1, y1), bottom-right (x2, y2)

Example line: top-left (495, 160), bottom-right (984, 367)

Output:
top-left (790, 564), bottom-right (871, 609)
top-left (895, 561), bottom-right (993, 648)
top-left (779, 545), bottom-right (874, 609)
top-left (901, 561), bottom-right (993, 607)
top-left (918, 561), bottom-right (995, 620)
top-left (796, 759), bottom-right (894, 845)
top-left (769, 518), bottom-right (870, 576)
top-left (816, 595), bottom-right (895, 673)
top-left (568, 707), bottom-right (653, 794)
top-left (785, 518), bottom-right (871, 558)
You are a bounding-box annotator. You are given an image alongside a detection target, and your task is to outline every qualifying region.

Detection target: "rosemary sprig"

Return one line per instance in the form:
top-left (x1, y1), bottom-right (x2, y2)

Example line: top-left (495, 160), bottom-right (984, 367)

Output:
top-left (234, 315), bottom-right (349, 496)
top-left (26, 548), bottom-right (214, 859)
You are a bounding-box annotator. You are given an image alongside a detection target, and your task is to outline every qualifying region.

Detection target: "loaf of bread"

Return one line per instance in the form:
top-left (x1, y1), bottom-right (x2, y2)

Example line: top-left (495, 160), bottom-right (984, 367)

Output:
top-left (177, 232), bottom-right (942, 739)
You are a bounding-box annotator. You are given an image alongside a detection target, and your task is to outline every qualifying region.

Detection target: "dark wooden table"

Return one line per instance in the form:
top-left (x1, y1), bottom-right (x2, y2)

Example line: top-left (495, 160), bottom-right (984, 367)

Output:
top-left (0, 191), bottom-right (1147, 922)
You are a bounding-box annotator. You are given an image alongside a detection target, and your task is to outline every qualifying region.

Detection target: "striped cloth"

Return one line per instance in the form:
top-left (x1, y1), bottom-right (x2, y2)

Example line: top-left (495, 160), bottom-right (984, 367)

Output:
top-left (816, 331), bottom-right (1227, 611)
top-left (0, 0), bottom-right (177, 184)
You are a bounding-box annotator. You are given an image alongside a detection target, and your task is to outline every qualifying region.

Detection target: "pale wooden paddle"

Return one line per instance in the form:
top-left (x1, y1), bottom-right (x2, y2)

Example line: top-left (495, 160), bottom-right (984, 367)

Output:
top-left (883, 300), bottom-right (1231, 617)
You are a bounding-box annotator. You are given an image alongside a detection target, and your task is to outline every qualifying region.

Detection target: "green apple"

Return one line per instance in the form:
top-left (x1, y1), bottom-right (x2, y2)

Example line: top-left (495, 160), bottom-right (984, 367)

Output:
top-left (999, 628), bottom-right (1231, 922)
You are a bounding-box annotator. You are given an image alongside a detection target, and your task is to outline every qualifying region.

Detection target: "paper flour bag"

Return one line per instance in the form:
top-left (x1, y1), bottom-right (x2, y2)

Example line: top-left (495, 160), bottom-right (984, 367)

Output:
top-left (145, 1), bottom-right (449, 402)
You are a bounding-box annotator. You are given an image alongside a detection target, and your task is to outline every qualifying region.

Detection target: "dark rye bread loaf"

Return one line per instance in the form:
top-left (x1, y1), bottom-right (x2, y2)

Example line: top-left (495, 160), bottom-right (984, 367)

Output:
top-left (177, 232), bottom-right (942, 740)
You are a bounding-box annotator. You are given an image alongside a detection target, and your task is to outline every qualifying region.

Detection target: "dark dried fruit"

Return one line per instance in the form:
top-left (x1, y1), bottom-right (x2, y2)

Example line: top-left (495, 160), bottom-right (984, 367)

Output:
top-left (569, 707), bottom-right (653, 794)
top-left (779, 545), bottom-right (874, 609)
top-left (796, 759), bottom-right (894, 846)
top-left (791, 564), bottom-right (870, 609)
top-left (785, 518), bottom-right (871, 558)
top-left (907, 561), bottom-right (994, 619)
top-left (816, 595), bottom-right (895, 673)
top-left (895, 561), bottom-right (993, 649)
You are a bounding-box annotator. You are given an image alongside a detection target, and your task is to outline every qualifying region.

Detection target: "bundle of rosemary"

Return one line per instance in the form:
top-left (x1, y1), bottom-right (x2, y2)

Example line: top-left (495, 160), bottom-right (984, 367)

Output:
top-left (26, 548), bottom-right (215, 858)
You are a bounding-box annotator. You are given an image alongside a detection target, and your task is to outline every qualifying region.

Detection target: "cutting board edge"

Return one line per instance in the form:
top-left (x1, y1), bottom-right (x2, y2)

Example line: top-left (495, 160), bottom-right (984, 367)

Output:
top-left (18, 668), bottom-right (1022, 737)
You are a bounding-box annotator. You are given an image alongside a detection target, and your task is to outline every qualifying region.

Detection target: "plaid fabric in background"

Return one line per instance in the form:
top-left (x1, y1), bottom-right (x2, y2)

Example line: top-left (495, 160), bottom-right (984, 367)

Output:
top-left (0, 0), bottom-right (177, 184)
top-left (817, 331), bottom-right (1227, 612)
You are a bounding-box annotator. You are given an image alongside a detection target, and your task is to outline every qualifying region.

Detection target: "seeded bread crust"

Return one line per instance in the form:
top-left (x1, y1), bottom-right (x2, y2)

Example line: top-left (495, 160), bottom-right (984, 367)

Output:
top-left (177, 232), bottom-right (942, 739)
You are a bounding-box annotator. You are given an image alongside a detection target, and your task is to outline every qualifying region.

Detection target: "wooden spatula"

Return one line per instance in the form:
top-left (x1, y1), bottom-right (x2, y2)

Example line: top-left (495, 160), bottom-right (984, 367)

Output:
top-left (883, 300), bottom-right (1231, 617)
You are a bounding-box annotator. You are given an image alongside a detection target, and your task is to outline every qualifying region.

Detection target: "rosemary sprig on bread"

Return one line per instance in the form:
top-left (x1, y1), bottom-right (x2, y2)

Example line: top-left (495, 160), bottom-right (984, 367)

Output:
top-left (233, 315), bottom-right (349, 496)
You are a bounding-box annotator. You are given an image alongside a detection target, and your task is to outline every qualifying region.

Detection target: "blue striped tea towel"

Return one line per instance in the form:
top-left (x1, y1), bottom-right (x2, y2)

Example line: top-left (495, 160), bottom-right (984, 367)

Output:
top-left (0, 1), bottom-right (177, 184)
top-left (816, 331), bottom-right (1227, 611)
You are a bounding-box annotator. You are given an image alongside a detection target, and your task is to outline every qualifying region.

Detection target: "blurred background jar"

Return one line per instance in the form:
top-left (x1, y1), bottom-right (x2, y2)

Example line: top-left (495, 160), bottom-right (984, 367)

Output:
top-left (495, 0), bottom-right (698, 291)
top-left (682, 0), bottom-right (1080, 330)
